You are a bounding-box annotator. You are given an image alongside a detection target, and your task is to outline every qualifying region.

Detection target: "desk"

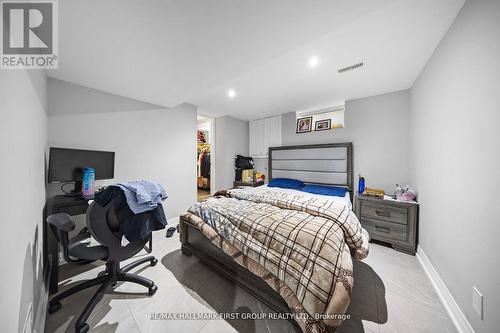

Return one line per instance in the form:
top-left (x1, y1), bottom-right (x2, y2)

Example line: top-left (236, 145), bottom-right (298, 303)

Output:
top-left (45, 195), bottom-right (89, 294)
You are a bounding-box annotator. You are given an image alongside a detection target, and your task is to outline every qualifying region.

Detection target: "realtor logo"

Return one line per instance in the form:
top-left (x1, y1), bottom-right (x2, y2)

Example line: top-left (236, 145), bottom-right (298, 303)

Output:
top-left (1, 0), bottom-right (58, 69)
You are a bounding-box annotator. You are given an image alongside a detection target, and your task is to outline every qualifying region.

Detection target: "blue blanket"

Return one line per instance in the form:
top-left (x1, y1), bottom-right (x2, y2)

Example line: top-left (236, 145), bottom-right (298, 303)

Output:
top-left (113, 180), bottom-right (167, 214)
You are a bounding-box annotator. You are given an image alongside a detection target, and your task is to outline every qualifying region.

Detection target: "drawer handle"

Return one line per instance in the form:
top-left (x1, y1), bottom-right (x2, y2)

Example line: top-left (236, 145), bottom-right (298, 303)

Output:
top-left (375, 210), bottom-right (391, 218)
top-left (375, 226), bottom-right (390, 233)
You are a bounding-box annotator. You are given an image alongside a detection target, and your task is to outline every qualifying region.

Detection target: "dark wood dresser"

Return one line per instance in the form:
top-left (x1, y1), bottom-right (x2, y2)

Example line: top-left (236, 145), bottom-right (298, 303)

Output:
top-left (354, 193), bottom-right (418, 255)
top-left (233, 180), bottom-right (265, 188)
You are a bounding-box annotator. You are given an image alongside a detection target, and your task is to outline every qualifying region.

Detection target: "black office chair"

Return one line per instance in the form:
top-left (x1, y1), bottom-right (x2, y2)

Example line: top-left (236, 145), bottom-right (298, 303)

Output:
top-left (47, 200), bottom-right (158, 333)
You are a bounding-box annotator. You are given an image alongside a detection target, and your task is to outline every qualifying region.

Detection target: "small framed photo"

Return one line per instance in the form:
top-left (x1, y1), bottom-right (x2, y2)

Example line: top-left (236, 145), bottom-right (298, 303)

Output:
top-left (296, 117), bottom-right (313, 134)
top-left (315, 119), bottom-right (331, 131)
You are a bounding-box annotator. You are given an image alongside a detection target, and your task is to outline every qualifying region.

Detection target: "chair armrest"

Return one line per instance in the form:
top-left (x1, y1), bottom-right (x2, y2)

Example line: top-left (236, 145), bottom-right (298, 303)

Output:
top-left (47, 213), bottom-right (75, 233)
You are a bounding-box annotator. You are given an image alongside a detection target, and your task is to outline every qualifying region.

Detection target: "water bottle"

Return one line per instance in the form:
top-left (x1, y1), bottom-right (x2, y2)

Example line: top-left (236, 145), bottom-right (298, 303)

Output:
top-left (358, 174), bottom-right (365, 194)
top-left (82, 167), bottom-right (95, 199)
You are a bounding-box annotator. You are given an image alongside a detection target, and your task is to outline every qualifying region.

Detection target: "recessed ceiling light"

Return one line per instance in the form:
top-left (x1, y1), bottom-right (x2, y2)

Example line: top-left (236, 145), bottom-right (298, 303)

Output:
top-left (227, 89), bottom-right (236, 98)
top-left (309, 56), bottom-right (319, 68)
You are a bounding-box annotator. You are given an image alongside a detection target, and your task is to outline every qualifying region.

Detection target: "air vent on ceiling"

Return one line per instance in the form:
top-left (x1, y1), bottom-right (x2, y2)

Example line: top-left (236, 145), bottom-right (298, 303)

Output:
top-left (338, 62), bottom-right (364, 74)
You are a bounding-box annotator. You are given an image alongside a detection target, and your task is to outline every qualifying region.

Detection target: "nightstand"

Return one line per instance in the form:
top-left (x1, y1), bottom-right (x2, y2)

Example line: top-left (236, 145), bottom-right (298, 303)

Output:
top-left (233, 180), bottom-right (265, 188)
top-left (354, 193), bottom-right (418, 255)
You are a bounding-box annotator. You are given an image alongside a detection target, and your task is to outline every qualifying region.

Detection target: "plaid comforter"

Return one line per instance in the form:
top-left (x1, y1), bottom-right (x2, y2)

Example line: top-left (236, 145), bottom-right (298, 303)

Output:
top-left (185, 187), bottom-right (369, 332)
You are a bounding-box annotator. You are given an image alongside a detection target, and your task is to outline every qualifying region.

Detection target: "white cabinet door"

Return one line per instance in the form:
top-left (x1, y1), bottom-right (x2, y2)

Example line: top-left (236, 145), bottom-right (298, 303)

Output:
top-left (264, 116), bottom-right (281, 153)
top-left (250, 119), bottom-right (265, 157)
top-left (250, 116), bottom-right (281, 158)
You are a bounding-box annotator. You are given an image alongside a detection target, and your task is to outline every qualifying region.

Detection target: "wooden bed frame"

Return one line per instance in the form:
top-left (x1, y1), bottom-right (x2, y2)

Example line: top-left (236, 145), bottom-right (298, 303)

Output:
top-left (179, 142), bottom-right (354, 330)
top-left (179, 218), bottom-right (302, 329)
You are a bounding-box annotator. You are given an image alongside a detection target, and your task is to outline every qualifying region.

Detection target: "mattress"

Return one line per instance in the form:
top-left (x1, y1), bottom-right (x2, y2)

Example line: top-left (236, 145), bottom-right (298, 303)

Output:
top-left (253, 184), bottom-right (352, 209)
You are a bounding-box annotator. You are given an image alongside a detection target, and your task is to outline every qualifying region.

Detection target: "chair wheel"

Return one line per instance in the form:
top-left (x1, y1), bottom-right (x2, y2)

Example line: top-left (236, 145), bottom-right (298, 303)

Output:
top-left (75, 323), bottom-right (89, 333)
top-left (149, 285), bottom-right (158, 296)
top-left (150, 258), bottom-right (158, 266)
top-left (48, 301), bottom-right (62, 314)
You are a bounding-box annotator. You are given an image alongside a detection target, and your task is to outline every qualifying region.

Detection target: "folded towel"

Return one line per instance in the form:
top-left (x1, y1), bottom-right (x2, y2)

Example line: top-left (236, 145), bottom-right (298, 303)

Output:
top-left (112, 180), bottom-right (167, 214)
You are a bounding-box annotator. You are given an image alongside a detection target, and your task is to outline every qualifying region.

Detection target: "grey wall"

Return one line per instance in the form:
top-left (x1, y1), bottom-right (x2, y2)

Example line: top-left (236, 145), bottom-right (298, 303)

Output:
top-left (279, 90), bottom-right (411, 194)
top-left (0, 71), bottom-right (48, 333)
top-left (214, 116), bottom-right (249, 190)
top-left (410, 1), bottom-right (500, 332)
top-left (253, 158), bottom-right (269, 183)
top-left (48, 78), bottom-right (163, 115)
top-left (48, 79), bottom-right (197, 220)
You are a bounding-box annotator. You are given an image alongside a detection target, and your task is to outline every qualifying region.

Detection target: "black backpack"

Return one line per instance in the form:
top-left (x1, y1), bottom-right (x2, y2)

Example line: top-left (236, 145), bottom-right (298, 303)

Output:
top-left (234, 155), bottom-right (254, 181)
top-left (234, 155), bottom-right (254, 170)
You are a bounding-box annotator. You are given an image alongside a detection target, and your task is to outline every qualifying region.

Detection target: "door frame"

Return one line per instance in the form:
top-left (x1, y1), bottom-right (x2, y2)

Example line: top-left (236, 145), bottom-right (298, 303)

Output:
top-left (197, 114), bottom-right (216, 196)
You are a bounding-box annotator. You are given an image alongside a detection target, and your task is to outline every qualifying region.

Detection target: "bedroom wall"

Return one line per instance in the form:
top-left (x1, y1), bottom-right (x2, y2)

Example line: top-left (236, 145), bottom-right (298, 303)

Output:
top-left (278, 90), bottom-right (411, 194)
top-left (214, 115), bottom-right (249, 190)
top-left (48, 77), bottom-right (164, 116)
top-left (410, 1), bottom-right (500, 332)
top-left (0, 71), bottom-right (48, 333)
top-left (47, 79), bottom-right (197, 220)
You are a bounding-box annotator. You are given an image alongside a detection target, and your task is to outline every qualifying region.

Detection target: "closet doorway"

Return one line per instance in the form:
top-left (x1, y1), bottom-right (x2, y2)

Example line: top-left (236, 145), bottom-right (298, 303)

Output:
top-left (197, 115), bottom-right (215, 201)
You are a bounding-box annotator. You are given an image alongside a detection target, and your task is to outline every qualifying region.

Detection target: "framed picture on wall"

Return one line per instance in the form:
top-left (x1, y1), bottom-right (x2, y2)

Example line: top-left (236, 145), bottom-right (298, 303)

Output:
top-left (197, 130), bottom-right (208, 143)
top-left (296, 117), bottom-right (313, 133)
top-left (315, 119), bottom-right (331, 131)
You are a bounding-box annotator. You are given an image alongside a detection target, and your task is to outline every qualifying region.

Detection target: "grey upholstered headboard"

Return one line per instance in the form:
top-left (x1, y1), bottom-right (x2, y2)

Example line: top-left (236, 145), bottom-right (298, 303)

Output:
top-left (268, 143), bottom-right (353, 197)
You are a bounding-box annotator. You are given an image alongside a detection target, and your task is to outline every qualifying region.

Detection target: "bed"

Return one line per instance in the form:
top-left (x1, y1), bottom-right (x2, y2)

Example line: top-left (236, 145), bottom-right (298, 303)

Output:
top-left (250, 184), bottom-right (352, 209)
top-left (179, 143), bottom-right (369, 333)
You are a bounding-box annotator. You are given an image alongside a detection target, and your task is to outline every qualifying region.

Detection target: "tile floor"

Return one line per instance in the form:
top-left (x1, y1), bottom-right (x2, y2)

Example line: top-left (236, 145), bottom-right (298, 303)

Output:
top-left (45, 228), bottom-right (457, 333)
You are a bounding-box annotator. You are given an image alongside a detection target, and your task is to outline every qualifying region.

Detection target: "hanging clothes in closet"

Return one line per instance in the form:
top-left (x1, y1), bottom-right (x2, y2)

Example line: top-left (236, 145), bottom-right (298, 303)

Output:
top-left (197, 143), bottom-right (210, 190)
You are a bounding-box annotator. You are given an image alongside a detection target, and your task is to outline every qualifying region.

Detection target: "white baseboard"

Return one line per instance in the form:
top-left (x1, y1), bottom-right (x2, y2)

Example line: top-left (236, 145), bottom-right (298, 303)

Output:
top-left (416, 245), bottom-right (475, 333)
top-left (33, 284), bottom-right (48, 333)
top-left (34, 258), bottom-right (52, 333)
top-left (22, 303), bottom-right (33, 333)
top-left (167, 217), bottom-right (179, 228)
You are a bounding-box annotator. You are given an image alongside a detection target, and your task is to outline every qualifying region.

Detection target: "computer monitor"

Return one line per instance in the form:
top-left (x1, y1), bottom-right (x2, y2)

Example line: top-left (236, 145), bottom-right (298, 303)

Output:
top-left (48, 147), bottom-right (115, 193)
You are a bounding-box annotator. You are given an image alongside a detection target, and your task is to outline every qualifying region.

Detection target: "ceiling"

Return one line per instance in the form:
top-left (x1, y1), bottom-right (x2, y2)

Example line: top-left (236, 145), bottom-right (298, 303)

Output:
top-left (197, 115), bottom-right (212, 126)
top-left (49, 0), bottom-right (464, 120)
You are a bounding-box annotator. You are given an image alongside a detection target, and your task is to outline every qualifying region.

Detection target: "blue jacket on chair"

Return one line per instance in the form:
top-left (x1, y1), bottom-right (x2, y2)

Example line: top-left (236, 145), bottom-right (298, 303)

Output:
top-left (94, 186), bottom-right (167, 242)
top-left (113, 180), bottom-right (168, 214)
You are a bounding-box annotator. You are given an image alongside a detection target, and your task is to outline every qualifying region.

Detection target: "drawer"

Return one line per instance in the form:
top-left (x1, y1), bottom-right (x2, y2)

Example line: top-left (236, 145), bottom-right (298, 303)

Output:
top-left (57, 203), bottom-right (88, 216)
top-left (361, 202), bottom-right (408, 225)
top-left (361, 217), bottom-right (408, 243)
